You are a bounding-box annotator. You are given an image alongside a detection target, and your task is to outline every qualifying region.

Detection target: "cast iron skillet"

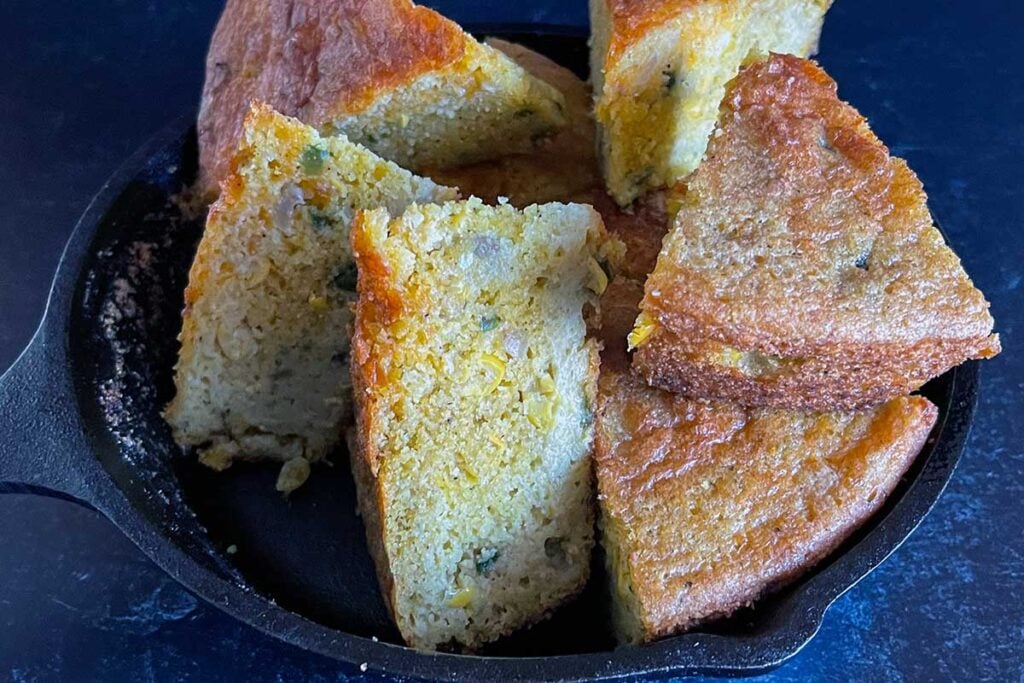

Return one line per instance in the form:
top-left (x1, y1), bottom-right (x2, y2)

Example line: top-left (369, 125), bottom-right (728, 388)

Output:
top-left (0, 26), bottom-right (978, 682)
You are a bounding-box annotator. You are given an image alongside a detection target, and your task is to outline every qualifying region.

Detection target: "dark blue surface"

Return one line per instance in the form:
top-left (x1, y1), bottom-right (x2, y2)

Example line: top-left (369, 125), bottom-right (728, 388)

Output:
top-left (0, 1), bottom-right (1021, 681)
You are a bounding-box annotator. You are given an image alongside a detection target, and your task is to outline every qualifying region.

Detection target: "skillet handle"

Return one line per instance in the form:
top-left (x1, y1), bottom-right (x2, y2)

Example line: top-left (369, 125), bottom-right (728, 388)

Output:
top-left (0, 330), bottom-right (95, 507)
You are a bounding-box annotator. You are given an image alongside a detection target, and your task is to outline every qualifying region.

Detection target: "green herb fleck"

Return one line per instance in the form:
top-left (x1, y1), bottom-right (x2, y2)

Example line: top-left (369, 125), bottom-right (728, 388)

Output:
top-left (580, 397), bottom-right (595, 428)
top-left (480, 315), bottom-right (501, 332)
top-left (364, 132), bottom-right (378, 145)
top-left (332, 262), bottom-right (358, 291)
top-left (475, 549), bottom-right (500, 575)
top-left (300, 145), bottom-right (328, 175)
top-left (632, 165), bottom-right (655, 187)
top-left (662, 67), bottom-right (677, 92)
top-left (310, 209), bottom-right (334, 231)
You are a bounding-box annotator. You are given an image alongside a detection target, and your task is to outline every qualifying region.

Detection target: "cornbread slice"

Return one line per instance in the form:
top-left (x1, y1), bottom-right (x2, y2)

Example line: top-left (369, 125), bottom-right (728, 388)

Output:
top-left (426, 39), bottom-right (600, 206)
top-left (349, 198), bottom-right (605, 650)
top-left (165, 104), bottom-right (456, 486)
top-left (197, 0), bottom-right (568, 199)
top-left (596, 361), bottom-right (937, 643)
top-left (590, 0), bottom-right (832, 205)
top-left (632, 55), bottom-right (1000, 410)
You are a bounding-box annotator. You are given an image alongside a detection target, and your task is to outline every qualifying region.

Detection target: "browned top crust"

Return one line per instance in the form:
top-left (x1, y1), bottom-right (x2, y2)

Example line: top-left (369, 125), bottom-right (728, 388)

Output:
top-left (596, 364), bottom-right (938, 640)
top-left (198, 0), bottom-right (467, 197)
top-left (599, 0), bottom-right (713, 61)
top-left (642, 54), bottom-right (999, 361)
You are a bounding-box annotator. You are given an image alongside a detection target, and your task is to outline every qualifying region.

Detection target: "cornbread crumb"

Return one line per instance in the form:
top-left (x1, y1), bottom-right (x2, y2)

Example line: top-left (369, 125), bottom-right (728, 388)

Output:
top-left (590, 0), bottom-right (833, 204)
top-left (198, 0), bottom-right (567, 199)
top-left (349, 198), bottom-right (605, 650)
top-left (276, 457), bottom-right (311, 495)
top-left (165, 104), bottom-right (455, 485)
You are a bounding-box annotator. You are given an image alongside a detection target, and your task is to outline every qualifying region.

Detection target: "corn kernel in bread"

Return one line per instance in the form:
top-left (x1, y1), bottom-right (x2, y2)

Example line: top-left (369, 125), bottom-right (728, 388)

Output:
top-left (349, 198), bottom-right (604, 650)
top-left (633, 55), bottom-right (1000, 410)
top-left (590, 0), bottom-right (832, 205)
top-left (426, 39), bottom-right (600, 206)
top-left (165, 104), bottom-right (456, 484)
top-left (596, 359), bottom-right (937, 643)
top-left (197, 0), bottom-right (568, 199)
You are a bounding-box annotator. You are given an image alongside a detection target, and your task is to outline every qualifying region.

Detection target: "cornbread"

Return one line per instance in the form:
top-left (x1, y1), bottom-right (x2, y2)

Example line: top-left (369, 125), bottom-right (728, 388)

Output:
top-left (426, 39), bottom-right (600, 206)
top-left (596, 361), bottom-right (937, 643)
top-left (197, 0), bottom-right (568, 199)
top-left (590, 189), bottom-right (669, 281)
top-left (590, 0), bottom-right (832, 205)
top-left (349, 198), bottom-right (605, 650)
top-left (633, 55), bottom-right (1000, 410)
top-left (165, 104), bottom-right (456, 486)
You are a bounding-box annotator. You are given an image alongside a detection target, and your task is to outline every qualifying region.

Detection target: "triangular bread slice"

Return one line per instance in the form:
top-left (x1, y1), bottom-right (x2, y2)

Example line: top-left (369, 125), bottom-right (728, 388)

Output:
top-left (631, 54), bottom-right (999, 411)
top-left (348, 198), bottom-right (606, 650)
top-left (596, 279), bottom-right (937, 643)
top-left (590, 0), bottom-right (833, 205)
top-left (165, 104), bottom-right (456, 491)
top-left (426, 38), bottom-right (601, 206)
top-left (197, 0), bottom-right (568, 199)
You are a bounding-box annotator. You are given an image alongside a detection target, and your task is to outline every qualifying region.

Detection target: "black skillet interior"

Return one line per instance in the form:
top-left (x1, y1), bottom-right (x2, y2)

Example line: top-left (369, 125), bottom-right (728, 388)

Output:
top-left (0, 26), bottom-right (976, 680)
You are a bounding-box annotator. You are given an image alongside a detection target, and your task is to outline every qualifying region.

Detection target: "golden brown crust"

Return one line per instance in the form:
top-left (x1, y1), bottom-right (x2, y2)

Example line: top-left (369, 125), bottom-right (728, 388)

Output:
top-left (600, 0), bottom-right (711, 62)
top-left (348, 209), bottom-right (402, 621)
top-left (595, 365), bottom-right (938, 640)
top-left (637, 326), bottom-right (995, 411)
top-left (636, 54), bottom-right (999, 410)
top-left (348, 210), bottom-right (403, 478)
top-left (198, 0), bottom-right (467, 197)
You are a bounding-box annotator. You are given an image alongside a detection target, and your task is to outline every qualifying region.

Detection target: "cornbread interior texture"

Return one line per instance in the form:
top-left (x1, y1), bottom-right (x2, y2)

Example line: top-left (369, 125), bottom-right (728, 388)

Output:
top-left (596, 362), bottom-right (937, 643)
top-left (349, 199), bottom-right (604, 650)
top-left (590, 0), bottom-right (832, 205)
top-left (165, 104), bottom-right (455, 486)
top-left (425, 39), bottom-right (600, 206)
top-left (633, 55), bottom-right (1000, 410)
top-left (197, 0), bottom-right (567, 198)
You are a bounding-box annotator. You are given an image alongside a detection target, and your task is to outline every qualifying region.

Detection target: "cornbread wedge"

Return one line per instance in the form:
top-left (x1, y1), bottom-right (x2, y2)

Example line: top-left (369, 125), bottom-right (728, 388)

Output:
top-left (197, 0), bottom-right (568, 199)
top-left (426, 39), bottom-right (600, 206)
top-left (165, 104), bottom-right (455, 488)
top-left (596, 361), bottom-right (937, 643)
top-left (590, 0), bottom-right (832, 205)
top-left (633, 55), bottom-right (1000, 410)
top-left (349, 198), bottom-right (605, 650)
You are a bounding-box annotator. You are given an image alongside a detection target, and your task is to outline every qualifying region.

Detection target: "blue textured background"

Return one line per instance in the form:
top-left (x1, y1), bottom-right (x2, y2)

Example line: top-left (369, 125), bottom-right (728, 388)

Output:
top-left (1, 1), bottom-right (1021, 681)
